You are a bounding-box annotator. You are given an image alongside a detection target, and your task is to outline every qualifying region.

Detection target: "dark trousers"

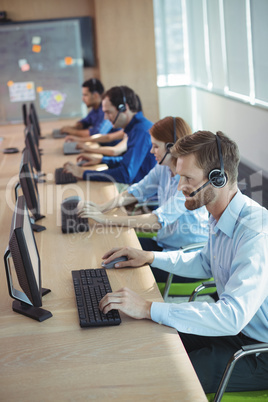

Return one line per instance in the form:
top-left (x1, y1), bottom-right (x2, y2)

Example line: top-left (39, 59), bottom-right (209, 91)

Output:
top-left (138, 237), bottom-right (202, 283)
top-left (179, 332), bottom-right (268, 393)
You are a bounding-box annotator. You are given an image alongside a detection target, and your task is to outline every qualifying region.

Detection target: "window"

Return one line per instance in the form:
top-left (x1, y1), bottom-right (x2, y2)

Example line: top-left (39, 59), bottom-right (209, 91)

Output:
top-left (153, 0), bottom-right (268, 108)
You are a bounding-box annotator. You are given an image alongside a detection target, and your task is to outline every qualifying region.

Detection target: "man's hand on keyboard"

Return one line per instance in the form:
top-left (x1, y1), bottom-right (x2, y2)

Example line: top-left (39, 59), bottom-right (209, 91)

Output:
top-left (63, 162), bottom-right (83, 179)
top-left (77, 153), bottom-right (102, 166)
top-left (78, 202), bottom-right (104, 220)
top-left (102, 247), bottom-right (154, 268)
top-left (99, 287), bottom-right (152, 320)
top-left (64, 135), bottom-right (77, 142)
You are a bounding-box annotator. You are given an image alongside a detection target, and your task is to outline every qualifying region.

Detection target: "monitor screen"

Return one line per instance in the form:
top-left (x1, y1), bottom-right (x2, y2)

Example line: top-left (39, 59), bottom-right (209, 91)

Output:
top-left (30, 103), bottom-right (42, 140)
top-left (25, 126), bottom-right (42, 172)
top-left (22, 103), bottom-right (28, 126)
top-left (4, 195), bottom-right (51, 321)
top-left (19, 148), bottom-right (43, 221)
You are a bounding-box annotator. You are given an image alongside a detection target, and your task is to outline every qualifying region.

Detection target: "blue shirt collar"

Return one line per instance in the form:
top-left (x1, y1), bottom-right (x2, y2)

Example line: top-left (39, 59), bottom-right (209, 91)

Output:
top-left (211, 190), bottom-right (245, 238)
top-left (124, 111), bottom-right (144, 133)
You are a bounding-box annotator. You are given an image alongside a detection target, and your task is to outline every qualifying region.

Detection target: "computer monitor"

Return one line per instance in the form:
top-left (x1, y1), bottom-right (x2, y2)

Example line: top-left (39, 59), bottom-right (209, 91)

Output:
top-left (17, 148), bottom-right (46, 232)
top-left (22, 103), bottom-right (28, 126)
top-left (25, 126), bottom-right (42, 173)
top-left (29, 108), bottom-right (39, 147)
top-left (30, 103), bottom-right (45, 139)
top-left (4, 195), bottom-right (52, 322)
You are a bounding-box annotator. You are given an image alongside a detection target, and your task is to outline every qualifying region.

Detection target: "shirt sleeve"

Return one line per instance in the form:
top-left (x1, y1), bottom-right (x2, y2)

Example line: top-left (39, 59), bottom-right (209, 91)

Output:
top-left (127, 167), bottom-right (159, 202)
top-left (152, 193), bottom-right (187, 227)
top-left (151, 246), bottom-right (211, 278)
top-left (85, 128), bottom-right (153, 184)
top-left (151, 230), bottom-right (268, 340)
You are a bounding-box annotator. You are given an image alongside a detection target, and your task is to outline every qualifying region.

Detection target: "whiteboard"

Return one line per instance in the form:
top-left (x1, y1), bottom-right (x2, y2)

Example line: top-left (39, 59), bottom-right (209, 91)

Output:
top-left (0, 19), bottom-right (84, 124)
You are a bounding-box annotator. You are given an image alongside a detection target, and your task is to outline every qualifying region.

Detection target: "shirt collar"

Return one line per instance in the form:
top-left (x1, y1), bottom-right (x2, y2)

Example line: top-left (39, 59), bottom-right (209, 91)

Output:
top-left (124, 111), bottom-right (143, 133)
top-left (211, 190), bottom-right (245, 238)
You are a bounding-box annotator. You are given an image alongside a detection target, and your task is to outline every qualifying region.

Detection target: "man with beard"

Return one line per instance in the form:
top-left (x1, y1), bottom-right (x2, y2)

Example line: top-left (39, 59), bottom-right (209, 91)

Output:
top-left (98, 130), bottom-right (268, 394)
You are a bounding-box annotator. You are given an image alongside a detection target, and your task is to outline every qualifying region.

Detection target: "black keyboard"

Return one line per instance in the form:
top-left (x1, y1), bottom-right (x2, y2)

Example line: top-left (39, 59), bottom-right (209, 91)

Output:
top-left (61, 201), bottom-right (89, 233)
top-left (72, 269), bottom-right (121, 328)
top-left (55, 167), bottom-right (77, 184)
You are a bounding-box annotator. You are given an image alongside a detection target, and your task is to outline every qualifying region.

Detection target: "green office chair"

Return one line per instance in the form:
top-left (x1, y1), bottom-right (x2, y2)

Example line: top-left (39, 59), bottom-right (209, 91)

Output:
top-left (189, 282), bottom-right (268, 402)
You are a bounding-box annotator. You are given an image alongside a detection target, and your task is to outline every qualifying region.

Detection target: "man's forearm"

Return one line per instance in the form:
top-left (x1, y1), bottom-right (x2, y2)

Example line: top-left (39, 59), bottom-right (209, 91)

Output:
top-left (95, 212), bottom-right (161, 231)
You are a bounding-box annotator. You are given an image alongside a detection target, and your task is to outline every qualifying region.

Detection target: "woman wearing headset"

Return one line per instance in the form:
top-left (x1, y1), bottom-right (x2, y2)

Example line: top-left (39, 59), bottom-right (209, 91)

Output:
top-left (78, 116), bottom-right (209, 281)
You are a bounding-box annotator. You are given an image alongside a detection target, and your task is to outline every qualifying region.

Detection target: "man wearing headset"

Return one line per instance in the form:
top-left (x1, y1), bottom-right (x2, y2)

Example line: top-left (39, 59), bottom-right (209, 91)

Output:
top-left (60, 78), bottom-right (112, 138)
top-left (98, 130), bottom-right (268, 394)
top-left (63, 85), bottom-right (156, 184)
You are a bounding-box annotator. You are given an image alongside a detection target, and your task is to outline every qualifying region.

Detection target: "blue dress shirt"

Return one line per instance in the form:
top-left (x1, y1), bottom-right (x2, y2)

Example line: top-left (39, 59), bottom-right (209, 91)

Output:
top-left (79, 104), bottom-right (112, 136)
top-left (128, 164), bottom-right (209, 250)
top-left (150, 190), bottom-right (268, 342)
top-left (83, 111), bottom-right (156, 184)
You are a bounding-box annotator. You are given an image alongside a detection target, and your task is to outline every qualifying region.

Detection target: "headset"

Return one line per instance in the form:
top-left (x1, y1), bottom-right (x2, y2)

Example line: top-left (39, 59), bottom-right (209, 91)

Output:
top-left (189, 133), bottom-right (228, 197)
top-left (159, 117), bottom-right (177, 165)
top-left (113, 86), bottom-right (127, 125)
top-left (91, 78), bottom-right (97, 92)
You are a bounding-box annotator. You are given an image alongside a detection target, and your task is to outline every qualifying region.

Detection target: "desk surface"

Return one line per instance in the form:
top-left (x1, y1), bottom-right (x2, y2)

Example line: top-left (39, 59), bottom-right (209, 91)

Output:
top-left (0, 121), bottom-right (207, 401)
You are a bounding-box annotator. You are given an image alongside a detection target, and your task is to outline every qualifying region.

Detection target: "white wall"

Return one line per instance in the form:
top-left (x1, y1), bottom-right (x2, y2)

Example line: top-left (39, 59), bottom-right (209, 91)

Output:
top-left (158, 86), bottom-right (268, 176)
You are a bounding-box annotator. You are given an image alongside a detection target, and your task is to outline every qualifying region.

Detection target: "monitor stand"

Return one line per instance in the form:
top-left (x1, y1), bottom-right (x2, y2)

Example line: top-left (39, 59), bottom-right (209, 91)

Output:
top-left (30, 216), bottom-right (46, 232)
top-left (12, 299), bottom-right (52, 322)
top-left (37, 172), bottom-right (46, 183)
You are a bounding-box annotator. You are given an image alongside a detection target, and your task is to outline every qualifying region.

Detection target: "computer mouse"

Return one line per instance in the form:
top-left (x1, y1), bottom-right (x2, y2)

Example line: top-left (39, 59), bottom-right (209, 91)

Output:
top-left (102, 256), bottom-right (128, 269)
top-left (77, 160), bottom-right (88, 166)
top-left (62, 196), bottom-right (81, 206)
top-left (3, 147), bottom-right (19, 154)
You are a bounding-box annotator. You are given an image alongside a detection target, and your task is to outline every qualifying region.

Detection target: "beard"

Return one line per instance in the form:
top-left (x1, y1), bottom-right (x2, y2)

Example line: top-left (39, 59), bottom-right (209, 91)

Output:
top-left (184, 186), bottom-right (216, 210)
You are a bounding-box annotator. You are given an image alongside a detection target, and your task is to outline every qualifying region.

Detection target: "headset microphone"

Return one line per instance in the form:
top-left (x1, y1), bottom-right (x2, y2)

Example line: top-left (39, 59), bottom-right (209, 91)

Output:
top-left (159, 117), bottom-right (177, 165)
top-left (159, 143), bottom-right (173, 165)
top-left (189, 133), bottom-right (227, 197)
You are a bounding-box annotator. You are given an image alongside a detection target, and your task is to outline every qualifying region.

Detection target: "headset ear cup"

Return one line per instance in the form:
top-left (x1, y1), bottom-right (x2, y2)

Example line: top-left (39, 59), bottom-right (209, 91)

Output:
top-left (165, 142), bottom-right (174, 152)
top-left (117, 104), bottom-right (126, 112)
top-left (208, 169), bottom-right (227, 188)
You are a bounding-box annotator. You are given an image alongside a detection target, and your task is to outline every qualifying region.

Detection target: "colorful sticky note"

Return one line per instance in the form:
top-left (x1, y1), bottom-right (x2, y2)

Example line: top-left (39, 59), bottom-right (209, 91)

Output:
top-left (64, 57), bottom-right (73, 65)
top-left (21, 63), bottom-right (30, 72)
top-left (32, 45), bottom-right (41, 53)
top-left (32, 36), bottom-right (41, 45)
top-left (18, 59), bottom-right (27, 67)
top-left (54, 94), bottom-right (63, 102)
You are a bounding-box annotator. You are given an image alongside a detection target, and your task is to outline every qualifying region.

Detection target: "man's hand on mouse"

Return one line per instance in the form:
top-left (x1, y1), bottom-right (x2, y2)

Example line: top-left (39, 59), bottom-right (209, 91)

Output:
top-left (99, 287), bottom-right (152, 320)
top-left (102, 247), bottom-right (154, 269)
